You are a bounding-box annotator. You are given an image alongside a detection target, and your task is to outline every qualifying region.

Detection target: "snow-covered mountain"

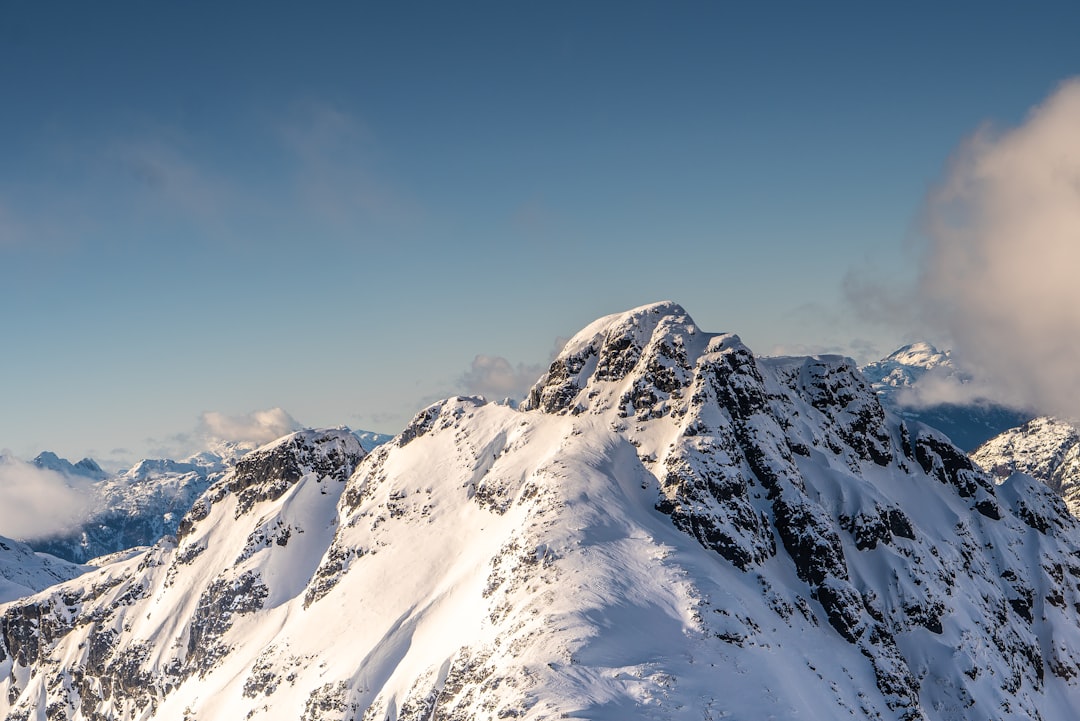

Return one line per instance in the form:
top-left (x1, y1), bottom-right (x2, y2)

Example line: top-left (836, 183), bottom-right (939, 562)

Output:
top-left (862, 342), bottom-right (1030, 451)
top-left (862, 342), bottom-right (955, 387)
top-left (0, 535), bottom-right (87, 604)
top-left (972, 417), bottom-right (1080, 517)
top-left (5, 302), bottom-right (1080, 720)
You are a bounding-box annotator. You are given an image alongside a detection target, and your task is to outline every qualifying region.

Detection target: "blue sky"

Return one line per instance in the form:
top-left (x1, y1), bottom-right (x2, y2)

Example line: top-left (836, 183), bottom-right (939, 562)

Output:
top-left (2, 2), bottom-right (1078, 464)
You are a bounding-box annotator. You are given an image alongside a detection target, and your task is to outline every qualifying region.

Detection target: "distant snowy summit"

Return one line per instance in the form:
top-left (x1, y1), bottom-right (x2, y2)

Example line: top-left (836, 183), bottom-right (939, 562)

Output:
top-left (861, 342), bottom-right (1030, 451)
top-left (862, 342), bottom-right (956, 387)
top-left (6, 301), bottom-right (1080, 719)
top-left (32, 451), bottom-right (108, 480)
top-left (351, 428), bottom-right (394, 451)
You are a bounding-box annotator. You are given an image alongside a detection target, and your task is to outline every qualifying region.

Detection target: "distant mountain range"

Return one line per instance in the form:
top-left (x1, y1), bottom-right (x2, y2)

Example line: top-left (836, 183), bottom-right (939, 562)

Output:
top-left (17, 428), bottom-right (393, 563)
top-left (5, 303), bottom-right (1080, 719)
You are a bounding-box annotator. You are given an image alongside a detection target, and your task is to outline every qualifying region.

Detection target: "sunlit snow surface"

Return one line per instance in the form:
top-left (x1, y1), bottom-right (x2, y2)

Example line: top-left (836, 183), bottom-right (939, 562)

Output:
top-left (4, 303), bottom-right (1080, 720)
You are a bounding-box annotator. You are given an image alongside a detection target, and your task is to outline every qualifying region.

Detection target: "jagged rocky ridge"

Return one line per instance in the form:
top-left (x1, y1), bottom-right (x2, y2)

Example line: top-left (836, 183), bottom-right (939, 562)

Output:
top-left (4, 302), bottom-right (1080, 720)
top-left (972, 416), bottom-right (1080, 517)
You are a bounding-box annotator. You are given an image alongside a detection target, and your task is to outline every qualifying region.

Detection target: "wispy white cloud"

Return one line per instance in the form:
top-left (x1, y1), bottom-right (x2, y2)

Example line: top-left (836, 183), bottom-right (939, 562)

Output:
top-left (0, 100), bottom-right (414, 259)
top-left (0, 456), bottom-right (93, 540)
top-left (457, 337), bottom-right (569, 401)
top-left (890, 368), bottom-right (997, 410)
top-left (110, 137), bottom-right (236, 224)
top-left (279, 101), bottom-right (418, 229)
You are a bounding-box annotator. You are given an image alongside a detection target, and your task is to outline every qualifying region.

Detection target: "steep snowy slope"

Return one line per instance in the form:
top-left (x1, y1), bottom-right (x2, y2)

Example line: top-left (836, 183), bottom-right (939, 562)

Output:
top-left (862, 344), bottom-right (1030, 451)
top-left (4, 303), bottom-right (1080, 720)
top-left (0, 536), bottom-right (86, 604)
top-left (972, 417), bottom-right (1080, 516)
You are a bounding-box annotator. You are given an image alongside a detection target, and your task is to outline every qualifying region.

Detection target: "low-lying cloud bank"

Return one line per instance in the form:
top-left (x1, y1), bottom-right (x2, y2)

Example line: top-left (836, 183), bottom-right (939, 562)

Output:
top-left (0, 456), bottom-right (93, 540)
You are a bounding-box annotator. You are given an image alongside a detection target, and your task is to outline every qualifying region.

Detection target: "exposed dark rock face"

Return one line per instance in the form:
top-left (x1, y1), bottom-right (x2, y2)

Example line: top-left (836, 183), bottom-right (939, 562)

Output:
top-left (398, 397), bottom-right (486, 448)
top-left (528, 347), bottom-right (597, 414)
top-left (176, 430), bottom-right (365, 542)
top-left (229, 432), bottom-right (362, 516)
top-left (187, 570), bottom-right (270, 672)
top-left (520, 303), bottom-right (1080, 719)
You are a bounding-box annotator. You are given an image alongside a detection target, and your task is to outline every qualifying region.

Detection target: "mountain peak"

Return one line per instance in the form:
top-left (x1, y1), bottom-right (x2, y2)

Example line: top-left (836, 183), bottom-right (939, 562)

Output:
top-left (524, 300), bottom-right (735, 416)
top-left (557, 300), bottom-right (694, 355)
top-left (862, 342), bottom-right (1032, 451)
top-left (884, 341), bottom-right (949, 367)
top-left (31, 451), bottom-right (108, 480)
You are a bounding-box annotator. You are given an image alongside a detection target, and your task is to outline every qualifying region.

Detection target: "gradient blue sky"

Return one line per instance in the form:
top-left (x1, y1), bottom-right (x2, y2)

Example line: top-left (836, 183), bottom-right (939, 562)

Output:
top-left (2, 2), bottom-right (1078, 464)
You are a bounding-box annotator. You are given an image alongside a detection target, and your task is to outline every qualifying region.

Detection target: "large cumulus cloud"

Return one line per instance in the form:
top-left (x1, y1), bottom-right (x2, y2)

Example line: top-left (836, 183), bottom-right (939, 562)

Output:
top-left (916, 79), bottom-right (1080, 417)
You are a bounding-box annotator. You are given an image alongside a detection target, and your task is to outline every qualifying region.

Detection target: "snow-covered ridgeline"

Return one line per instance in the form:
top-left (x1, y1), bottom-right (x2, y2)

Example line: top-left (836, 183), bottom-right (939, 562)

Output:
top-left (17, 428), bottom-right (393, 564)
top-left (3, 303), bottom-right (1080, 720)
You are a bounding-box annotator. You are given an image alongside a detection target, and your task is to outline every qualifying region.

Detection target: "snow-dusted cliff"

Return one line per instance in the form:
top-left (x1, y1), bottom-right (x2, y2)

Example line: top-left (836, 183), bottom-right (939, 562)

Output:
top-left (4, 303), bottom-right (1080, 720)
